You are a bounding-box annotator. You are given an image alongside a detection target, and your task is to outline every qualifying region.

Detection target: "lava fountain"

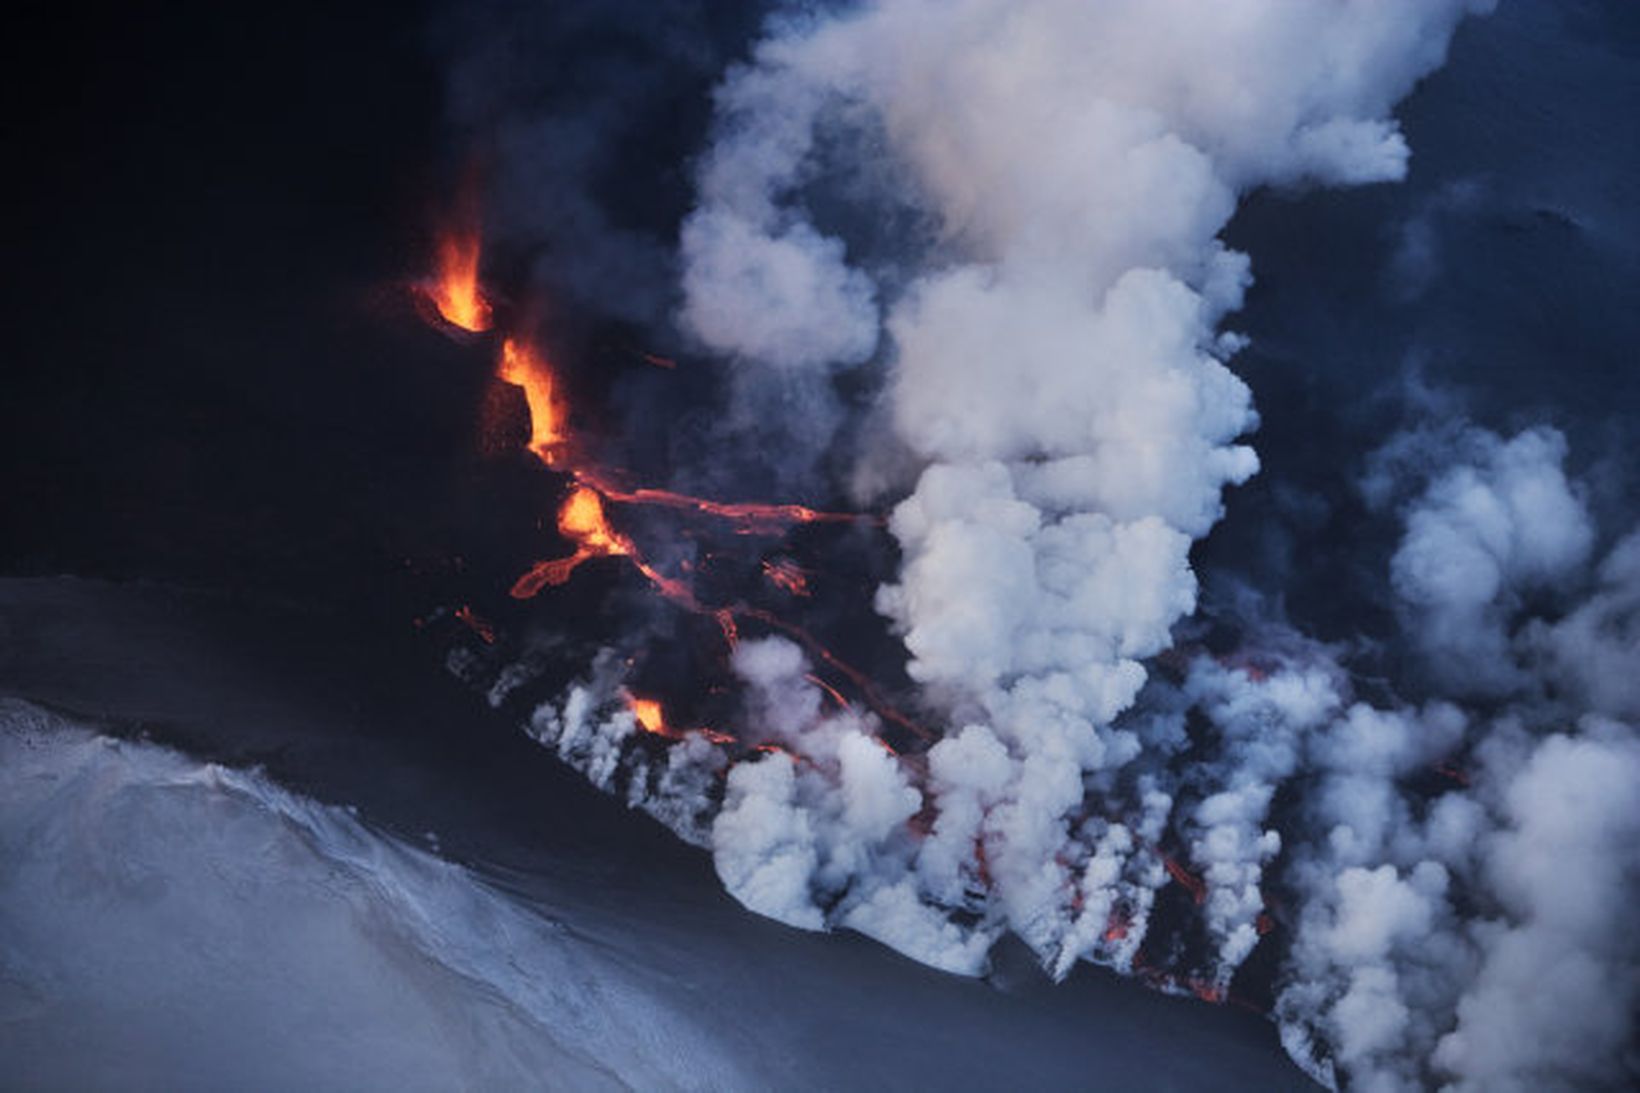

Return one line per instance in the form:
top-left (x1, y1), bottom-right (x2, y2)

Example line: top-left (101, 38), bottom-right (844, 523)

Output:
top-left (419, 222), bottom-right (492, 334)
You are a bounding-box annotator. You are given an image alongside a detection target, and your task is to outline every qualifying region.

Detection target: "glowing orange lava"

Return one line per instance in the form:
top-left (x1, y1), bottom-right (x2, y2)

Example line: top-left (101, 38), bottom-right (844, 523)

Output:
top-left (805, 672), bottom-right (851, 711)
top-left (1188, 980), bottom-right (1225, 1005)
top-left (1163, 855), bottom-right (1208, 905)
top-left (405, 192), bottom-right (925, 783)
top-left (423, 225), bottom-right (492, 332)
top-left (715, 610), bottom-right (740, 649)
top-left (510, 485), bottom-right (702, 610)
top-left (454, 604), bottom-right (496, 644)
top-left (737, 606), bottom-right (932, 743)
top-left (498, 337), bottom-right (566, 465)
top-left (559, 486), bottom-right (624, 554)
top-left (510, 496), bottom-right (925, 744)
top-left (509, 486), bottom-right (626, 599)
top-left (624, 691), bottom-right (735, 745)
top-left (439, 249), bottom-right (915, 757)
top-left (762, 558), bottom-right (811, 596)
top-left (627, 693), bottom-right (670, 736)
top-left (581, 473), bottom-right (880, 534)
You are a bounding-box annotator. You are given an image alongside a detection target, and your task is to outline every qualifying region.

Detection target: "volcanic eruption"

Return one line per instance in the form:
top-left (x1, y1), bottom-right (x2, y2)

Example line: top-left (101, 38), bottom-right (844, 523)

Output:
top-left (406, 2), bottom-right (1640, 1090)
top-left (420, 220), bottom-right (492, 334)
top-left (15, 0), bottom-right (1637, 1088)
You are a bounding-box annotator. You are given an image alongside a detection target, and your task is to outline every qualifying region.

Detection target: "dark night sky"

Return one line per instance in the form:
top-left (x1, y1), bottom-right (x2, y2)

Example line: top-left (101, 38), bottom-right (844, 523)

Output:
top-left (5, 3), bottom-right (491, 605)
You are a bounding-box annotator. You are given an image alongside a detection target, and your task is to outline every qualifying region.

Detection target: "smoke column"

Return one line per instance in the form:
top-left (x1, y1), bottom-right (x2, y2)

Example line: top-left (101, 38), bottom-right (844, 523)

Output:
top-left (455, 2), bottom-right (1640, 1088)
top-left (674, 0), bottom-right (1483, 981)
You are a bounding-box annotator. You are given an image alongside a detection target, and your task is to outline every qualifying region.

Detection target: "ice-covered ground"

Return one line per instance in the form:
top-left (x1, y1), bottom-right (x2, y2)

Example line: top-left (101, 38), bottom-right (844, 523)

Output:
top-left (0, 702), bottom-right (749, 1090)
top-left (0, 578), bottom-right (1308, 1090)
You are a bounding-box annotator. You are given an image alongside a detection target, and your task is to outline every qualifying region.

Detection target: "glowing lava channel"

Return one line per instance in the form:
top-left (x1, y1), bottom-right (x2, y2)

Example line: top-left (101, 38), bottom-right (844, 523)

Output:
top-left (762, 558), bottom-right (810, 596)
top-left (407, 216), bottom-right (920, 749)
top-left (581, 474), bottom-right (882, 534)
top-left (498, 338), bottom-right (566, 465)
top-left (509, 485), bottom-right (930, 744)
top-left (510, 485), bottom-right (701, 610)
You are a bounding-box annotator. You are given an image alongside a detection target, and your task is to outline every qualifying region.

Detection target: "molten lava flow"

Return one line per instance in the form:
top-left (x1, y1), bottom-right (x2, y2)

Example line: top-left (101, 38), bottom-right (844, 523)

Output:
top-left (1188, 980), bottom-right (1225, 1005)
top-left (624, 691), bottom-right (736, 745)
top-left (510, 486), bottom-right (626, 599)
top-left (737, 606), bottom-right (933, 744)
top-left (498, 337), bottom-right (565, 465)
top-left (408, 186), bottom-right (931, 829)
top-left (581, 473), bottom-right (880, 534)
top-left (762, 558), bottom-right (810, 596)
top-left (626, 693), bottom-right (671, 737)
top-left (715, 610), bottom-right (740, 649)
top-left (423, 224), bottom-right (492, 333)
top-left (557, 486), bottom-right (623, 555)
top-left (483, 325), bottom-right (914, 754)
top-left (511, 496), bottom-right (926, 745)
top-left (511, 485), bottom-right (703, 610)
top-left (510, 551), bottom-right (594, 599)
top-left (1163, 855), bottom-right (1208, 905)
top-left (454, 604), bottom-right (496, 644)
top-left (805, 672), bottom-right (851, 711)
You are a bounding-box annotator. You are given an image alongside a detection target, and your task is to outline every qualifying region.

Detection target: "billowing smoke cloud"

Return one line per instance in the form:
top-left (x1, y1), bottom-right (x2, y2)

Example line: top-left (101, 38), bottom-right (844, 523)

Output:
top-left (1436, 725), bottom-right (1640, 1091)
top-left (671, 0), bottom-right (1486, 982)
top-left (1370, 424), bottom-right (1595, 696)
top-left (1529, 530), bottom-right (1640, 721)
top-left (1263, 423), bottom-right (1639, 1090)
top-left (678, 0), bottom-right (1491, 487)
top-left (512, 420), bottom-right (1640, 1088)
top-left (445, 0), bottom-right (1640, 1088)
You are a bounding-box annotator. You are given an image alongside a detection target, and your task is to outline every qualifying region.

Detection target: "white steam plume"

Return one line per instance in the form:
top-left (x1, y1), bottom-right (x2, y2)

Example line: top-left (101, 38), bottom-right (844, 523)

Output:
top-left (1265, 424), bottom-right (1639, 1090)
top-left (675, 0), bottom-right (1490, 972)
top-left (470, 2), bottom-right (1633, 1089)
top-left (495, 418), bottom-right (1638, 1090)
top-left (1377, 425), bottom-right (1595, 696)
